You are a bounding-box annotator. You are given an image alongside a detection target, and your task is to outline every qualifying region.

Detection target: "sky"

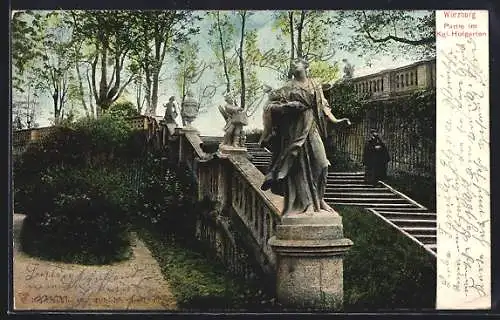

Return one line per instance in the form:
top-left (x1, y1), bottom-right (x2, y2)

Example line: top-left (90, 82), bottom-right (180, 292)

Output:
top-left (18, 10), bottom-right (427, 136)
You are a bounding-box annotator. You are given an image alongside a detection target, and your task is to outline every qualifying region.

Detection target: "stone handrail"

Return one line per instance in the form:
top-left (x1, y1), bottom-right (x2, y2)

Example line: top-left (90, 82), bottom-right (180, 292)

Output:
top-left (12, 126), bottom-right (56, 147)
top-left (178, 129), bottom-right (283, 273)
top-left (341, 58), bottom-right (436, 101)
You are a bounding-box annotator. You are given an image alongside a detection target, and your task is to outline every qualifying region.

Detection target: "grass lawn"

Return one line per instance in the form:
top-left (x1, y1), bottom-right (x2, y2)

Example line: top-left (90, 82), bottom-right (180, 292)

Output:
top-left (137, 227), bottom-right (281, 312)
top-left (338, 205), bottom-right (436, 311)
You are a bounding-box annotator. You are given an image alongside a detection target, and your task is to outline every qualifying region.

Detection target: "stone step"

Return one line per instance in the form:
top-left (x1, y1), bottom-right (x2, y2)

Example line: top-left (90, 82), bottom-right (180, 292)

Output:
top-left (250, 155), bottom-right (271, 159)
top-left (249, 153), bottom-right (270, 156)
top-left (425, 244), bottom-right (437, 252)
top-left (325, 197), bottom-right (408, 204)
top-left (248, 149), bottom-right (271, 153)
top-left (390, 219), bottom-right (437, 227)
top-left (374, 207), bottom-right (430, 212)
top-left (413, 234), bottom-right (436, 244)
top-left (325, 187), bottom-right (386, 192)
top-left (325, 192), bottom-right (397, 198)
top-left (401, 226), bottom-right (436, 235)
top-left (327, 178), bottom-right (367, 183)
top-left (364, 203), bottom-right (422, 208)
top-left (378, 211), bottom-right (436, 220)
top-left (327, 183), bottom-right (381, 188)
top-left (329, 202), bottom-right (419, 208)
top-left (328, 172), bottom-right (365, 176)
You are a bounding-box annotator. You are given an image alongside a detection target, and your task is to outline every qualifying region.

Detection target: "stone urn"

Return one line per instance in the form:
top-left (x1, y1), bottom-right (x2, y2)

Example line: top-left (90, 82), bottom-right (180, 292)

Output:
top-left (181, 91), bottom-right (200, 129)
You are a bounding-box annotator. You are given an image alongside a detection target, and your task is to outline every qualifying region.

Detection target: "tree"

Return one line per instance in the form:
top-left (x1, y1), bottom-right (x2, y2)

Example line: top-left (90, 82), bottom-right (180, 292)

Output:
top-left (236, 25), bottom-right (268, 117)
top-left (207, 11), bottom-right (238, 94)
top-left (334, 10), bottom-right (435, 61)
top-left (129, 10), bottom-right (201, 116)
top-left (39, 12), bottom-right (75, 124)
top-left (208, 11), bottom-right (268, 117)
top-left (272, 10), bottom-right (339, 81)
top-left (175, 41), bottom-right (210, 114)
top-left (71, 11), bottom-right (139, 116)
top-left (11, 11), bottom-right (45, 93)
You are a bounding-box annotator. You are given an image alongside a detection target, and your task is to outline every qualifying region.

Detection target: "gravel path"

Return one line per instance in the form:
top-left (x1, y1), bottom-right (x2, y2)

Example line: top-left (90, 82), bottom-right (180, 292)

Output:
top-left (12, 213), bottom-right (177, 311)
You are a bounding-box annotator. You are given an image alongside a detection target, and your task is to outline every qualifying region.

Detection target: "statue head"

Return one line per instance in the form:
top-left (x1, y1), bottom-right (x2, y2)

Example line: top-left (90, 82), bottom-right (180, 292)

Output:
top-left (169, 96), bottom-right (175, 102)
top-left (291, 58), bottom-right (309, 79)
top-left (224, 93), bottom-right (236, 105)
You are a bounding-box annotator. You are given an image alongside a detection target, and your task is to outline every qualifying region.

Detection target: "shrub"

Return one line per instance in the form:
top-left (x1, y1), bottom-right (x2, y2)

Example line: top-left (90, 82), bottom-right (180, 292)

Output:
top-left (13, 116), bottom-right (141, 265)
top-left (134, 156), bottom-right (197, 240)
top-left (19, 166), bottom-right (136, 265)
top-left (108, 99), bottom-right (140, 119)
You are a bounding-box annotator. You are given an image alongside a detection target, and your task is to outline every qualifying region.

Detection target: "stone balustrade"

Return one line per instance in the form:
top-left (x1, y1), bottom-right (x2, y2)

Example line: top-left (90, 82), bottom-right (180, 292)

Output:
top-left (178, 129), bottom-right (283, 275)
top-left (349, 58), bottom-right (436, 101)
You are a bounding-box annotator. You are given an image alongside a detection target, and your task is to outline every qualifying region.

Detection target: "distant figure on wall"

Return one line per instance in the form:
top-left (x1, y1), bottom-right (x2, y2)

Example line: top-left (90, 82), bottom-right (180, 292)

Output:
top-left (363, 129), bottom-right (390, 185)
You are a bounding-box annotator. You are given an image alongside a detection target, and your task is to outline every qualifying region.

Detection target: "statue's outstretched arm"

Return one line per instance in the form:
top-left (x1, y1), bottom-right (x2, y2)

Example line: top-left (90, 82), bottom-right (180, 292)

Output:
top-left (323, 105), bottom-right (351, 125)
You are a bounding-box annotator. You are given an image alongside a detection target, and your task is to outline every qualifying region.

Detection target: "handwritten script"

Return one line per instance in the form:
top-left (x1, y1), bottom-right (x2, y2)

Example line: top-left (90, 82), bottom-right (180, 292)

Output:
top-left (436, 10), bottom-right (490, 309)
top-left (14, 260), bottom-right (176, 310)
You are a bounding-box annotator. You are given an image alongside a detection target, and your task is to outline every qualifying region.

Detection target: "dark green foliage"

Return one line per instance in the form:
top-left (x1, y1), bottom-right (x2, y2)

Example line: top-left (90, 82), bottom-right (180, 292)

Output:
top-left (14, 116), bottom-right (141, 265)
top-left (326, 81), bottom-right (367, 121)
top-left (245, 128), bottom-right (263, 143)
top-left (108, 100), bottom-right (140, 119)
top-left (134, 157), bottom-right (198, 241)
top-left (339, 205), bottom-right (436, 311)
top-left (384, 172), bottom-right (436, 210)
top-left (19, 167), bottom-right (135, 265)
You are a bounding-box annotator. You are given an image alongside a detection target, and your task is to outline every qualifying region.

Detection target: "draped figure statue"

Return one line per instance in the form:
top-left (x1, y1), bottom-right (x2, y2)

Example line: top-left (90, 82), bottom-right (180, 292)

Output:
top-left (259, 58), bottom-right (351, 216)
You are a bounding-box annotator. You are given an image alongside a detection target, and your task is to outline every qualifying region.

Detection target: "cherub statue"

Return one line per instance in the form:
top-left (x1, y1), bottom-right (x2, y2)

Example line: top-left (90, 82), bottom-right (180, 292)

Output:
top-left (218, 94), bottom-right (248, 147)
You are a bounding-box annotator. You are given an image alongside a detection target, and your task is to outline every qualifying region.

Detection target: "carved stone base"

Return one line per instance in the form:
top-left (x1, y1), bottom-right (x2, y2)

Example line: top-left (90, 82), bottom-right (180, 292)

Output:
top-left (181, 125), bottom-right (199, 133)
top-left (269, 209), bottom-right (353, 311)
top-left (218, 143), bottom-right (247, 155)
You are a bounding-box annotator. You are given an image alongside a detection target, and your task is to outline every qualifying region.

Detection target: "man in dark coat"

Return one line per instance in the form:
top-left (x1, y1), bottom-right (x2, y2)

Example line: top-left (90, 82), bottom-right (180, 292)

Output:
top-left (363, 129), bottom-right (390, 185)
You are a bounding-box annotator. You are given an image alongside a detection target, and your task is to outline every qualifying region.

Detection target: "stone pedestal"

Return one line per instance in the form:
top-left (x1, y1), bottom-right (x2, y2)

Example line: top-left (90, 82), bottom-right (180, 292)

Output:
top-left (269, 210), bottom-right (353, 311)
top-left (181, 125), bottom-right (199, 134)
top-left (218, 144), bottom-right (247, 156)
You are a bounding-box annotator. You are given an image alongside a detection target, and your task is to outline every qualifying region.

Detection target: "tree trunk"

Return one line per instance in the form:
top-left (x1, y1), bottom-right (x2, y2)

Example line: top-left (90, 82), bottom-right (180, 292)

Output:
top-left (75, 62), bottom-right (90, 117)
top-left (239, 11), bottom-right (246, 109)
top-left (288, 11), bottom-right (295, 79)
top-left (297, 10), bottom-right (306, 58)
top-left (85, 67), bottom-right (95, 118)
top-left (52, 88), bottom-right (59, 124)
top-left (151, 71), bottom-right (160, 116)
top-left (98, 40), bottom-right (108, 110)
top-left (217, 12), bottom-right (231, 94)
top-left (144, 70), bottom-right (152, 115)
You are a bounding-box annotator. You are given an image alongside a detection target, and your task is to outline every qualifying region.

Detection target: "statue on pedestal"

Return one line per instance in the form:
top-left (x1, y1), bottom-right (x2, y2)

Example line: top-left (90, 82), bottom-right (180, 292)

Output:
top-left (163, 96), bottom-right (179, 125)
top-left (259, 58), bottom-right (351, 216)
top-left (218, 94), bottom-right (248, 148)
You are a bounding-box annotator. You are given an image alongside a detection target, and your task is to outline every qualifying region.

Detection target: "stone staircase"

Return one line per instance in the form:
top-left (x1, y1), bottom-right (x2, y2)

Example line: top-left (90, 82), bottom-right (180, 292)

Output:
top-left (244, 142), bottom-right (437, 257)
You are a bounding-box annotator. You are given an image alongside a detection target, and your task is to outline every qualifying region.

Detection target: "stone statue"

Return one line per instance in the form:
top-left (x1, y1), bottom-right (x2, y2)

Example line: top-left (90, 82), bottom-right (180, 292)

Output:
top-left (163, 96), bottom-right (179, 124)
top-left (342, 58), bottom-right (354, 80)
top-left (14, 116), bottom-right (23, 130)
top-left (259, 58), bottom-right (351, 216)
top-left (218, 94), bottom-right (248, 148)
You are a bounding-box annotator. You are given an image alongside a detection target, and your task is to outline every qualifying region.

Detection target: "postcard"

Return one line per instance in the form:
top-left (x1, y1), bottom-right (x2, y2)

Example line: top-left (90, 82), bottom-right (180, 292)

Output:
top-left (9, 9), bottom-right (491, 313)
